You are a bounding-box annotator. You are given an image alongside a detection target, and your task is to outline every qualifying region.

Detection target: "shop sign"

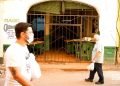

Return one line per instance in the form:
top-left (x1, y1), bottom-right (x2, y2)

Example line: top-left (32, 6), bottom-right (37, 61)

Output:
top-left (3, 24), bottom-right (15, 39)
top-left (3, 18), bottom-right (19, 39)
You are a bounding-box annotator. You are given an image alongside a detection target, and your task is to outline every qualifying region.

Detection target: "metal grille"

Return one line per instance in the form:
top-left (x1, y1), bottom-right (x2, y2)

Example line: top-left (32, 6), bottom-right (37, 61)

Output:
top-left (27, 1), bottom-right (98, 62)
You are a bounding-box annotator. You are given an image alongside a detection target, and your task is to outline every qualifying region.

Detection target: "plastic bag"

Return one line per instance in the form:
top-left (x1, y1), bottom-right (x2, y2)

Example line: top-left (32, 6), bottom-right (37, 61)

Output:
top-left (30, 53), bottom-right (41, 79)
top-left (87, 63), bottom-right (94, 71)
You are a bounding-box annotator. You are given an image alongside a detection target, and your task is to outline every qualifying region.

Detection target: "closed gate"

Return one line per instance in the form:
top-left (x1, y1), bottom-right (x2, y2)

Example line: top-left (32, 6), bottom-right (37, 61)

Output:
top-left (27, 1), bottom-right (98, 62)
top-left (48, 15), bottom-right (82, 62)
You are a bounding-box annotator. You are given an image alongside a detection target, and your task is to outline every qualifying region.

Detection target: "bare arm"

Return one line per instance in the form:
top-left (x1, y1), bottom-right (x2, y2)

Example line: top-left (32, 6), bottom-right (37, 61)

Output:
top-left (92, 51), bottom-right (101, 62)
top-left (9, 67), bottom-right (33, 86)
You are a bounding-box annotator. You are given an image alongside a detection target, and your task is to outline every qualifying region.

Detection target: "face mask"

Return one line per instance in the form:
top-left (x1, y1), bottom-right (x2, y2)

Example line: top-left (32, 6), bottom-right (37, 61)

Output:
top-left (27, 34), bottom-right (34, 43)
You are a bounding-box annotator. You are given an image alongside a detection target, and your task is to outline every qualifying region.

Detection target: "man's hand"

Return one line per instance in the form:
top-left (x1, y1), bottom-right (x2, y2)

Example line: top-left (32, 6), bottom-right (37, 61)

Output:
top-left (92, 59), bottom-right (95, 63)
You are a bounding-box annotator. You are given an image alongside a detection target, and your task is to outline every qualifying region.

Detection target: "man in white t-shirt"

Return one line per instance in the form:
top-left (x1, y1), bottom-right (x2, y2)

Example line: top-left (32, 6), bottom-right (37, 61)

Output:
top-left (4, 22), bottom-right (34, 86)
top-left (85, 34), bottom-right (104, 85)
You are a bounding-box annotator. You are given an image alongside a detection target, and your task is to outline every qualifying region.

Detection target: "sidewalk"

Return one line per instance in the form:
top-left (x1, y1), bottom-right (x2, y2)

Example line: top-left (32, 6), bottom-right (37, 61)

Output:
top-left (1, 62), bottom-right (120, 86)
top-left (32, 62), bottom-right (120, 86)
top-left (39, 62), bottom-right (120, 71)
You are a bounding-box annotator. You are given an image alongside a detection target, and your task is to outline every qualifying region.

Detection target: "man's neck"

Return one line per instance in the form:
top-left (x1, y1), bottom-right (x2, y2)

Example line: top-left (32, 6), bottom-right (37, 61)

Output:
top-left (16, 39), bottom-right (27, 46)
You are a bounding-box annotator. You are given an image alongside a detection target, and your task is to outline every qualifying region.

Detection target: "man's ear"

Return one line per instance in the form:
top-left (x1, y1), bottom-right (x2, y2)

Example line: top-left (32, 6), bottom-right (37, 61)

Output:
top-left (20, 32), bottom-right (27, 40)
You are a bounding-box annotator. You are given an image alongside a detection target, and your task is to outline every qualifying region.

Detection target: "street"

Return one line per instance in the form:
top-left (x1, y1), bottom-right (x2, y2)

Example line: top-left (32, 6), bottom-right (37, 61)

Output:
top-left (1, 63), bottom-right (120, 86)
top-left (32, 69), bottom-right (120, 86)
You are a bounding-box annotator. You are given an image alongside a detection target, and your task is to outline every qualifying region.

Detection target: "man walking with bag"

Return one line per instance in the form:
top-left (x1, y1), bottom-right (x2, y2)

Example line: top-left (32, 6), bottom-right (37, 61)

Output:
top-left (4, 22), bottom-right (41, 86)
top-left (85, 33), bottom-right (104, 85)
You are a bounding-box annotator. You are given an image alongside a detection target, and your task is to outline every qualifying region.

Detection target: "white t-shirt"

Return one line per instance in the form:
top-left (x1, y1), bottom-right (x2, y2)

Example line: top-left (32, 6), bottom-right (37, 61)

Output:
top-left (92, 41), bottom-right (104, 63)
top-left (4, 43), bottom-right (32, 86)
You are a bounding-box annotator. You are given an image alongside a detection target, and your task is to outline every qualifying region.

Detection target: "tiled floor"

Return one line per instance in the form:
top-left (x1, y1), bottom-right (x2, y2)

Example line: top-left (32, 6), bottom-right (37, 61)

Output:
top-left (36, 50), bottom-right (89, 63)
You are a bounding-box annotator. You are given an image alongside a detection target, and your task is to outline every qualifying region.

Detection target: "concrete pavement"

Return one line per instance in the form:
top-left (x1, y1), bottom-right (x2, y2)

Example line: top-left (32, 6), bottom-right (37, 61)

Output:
top-left (0, 62), bottom-right (120, 86)
top-left (32, 69), bottom-right (120, 86)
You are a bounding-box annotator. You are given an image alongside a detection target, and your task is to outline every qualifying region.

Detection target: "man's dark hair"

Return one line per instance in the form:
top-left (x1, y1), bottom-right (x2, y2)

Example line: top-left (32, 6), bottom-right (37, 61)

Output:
top-left (15, 22), bottom-right (31, 39)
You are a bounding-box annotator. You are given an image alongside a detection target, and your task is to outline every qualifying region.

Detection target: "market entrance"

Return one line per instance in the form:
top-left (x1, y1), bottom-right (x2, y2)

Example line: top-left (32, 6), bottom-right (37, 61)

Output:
top-left (27, 1), bottom-right (98, 62)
